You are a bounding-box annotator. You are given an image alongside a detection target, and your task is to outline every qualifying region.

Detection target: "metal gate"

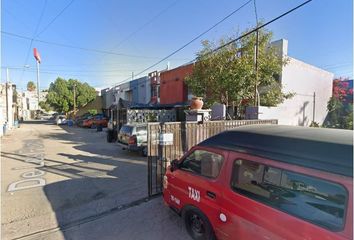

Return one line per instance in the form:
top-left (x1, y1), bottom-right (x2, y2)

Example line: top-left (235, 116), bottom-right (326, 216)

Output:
top-left (147, 119), bottom-right (278, 196)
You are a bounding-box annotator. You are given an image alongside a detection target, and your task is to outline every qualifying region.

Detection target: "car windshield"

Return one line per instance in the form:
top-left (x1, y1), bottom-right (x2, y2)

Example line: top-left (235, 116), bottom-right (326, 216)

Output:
top-left (120, 126), bottom-right (133, 135)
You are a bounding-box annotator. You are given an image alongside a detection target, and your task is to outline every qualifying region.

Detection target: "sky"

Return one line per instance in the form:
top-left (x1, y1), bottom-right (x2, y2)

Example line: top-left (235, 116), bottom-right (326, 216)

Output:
top-left (1, 0), bottom-right (353, 92)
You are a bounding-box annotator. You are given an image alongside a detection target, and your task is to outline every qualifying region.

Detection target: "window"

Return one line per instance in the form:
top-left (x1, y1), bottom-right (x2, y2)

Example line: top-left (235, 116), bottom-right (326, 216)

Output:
top-left (180, 150), bottom-right (224, 178)
top-left (120, 126), bottom-right (132, 135)
top-left (231, 159), bottom-right (347, 231)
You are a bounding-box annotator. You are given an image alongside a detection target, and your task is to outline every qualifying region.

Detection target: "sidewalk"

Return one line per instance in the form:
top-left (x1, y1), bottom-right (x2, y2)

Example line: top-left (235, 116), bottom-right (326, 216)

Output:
top-left (23, 197), bottom-right (192, 240)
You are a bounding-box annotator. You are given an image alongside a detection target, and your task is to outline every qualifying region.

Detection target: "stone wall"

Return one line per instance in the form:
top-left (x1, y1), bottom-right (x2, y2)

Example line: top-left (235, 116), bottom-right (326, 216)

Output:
top-left (127, 109), bottom-right (176, 123)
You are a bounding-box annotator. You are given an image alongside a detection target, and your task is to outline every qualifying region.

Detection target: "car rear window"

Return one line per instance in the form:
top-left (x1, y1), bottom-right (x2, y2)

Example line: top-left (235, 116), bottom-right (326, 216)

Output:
top-left (231, 159), bottom-right (348, 232)
top-left (180, 150), bottom-right (224, 178)
top-left (120, 126), bottom-right (133, 134)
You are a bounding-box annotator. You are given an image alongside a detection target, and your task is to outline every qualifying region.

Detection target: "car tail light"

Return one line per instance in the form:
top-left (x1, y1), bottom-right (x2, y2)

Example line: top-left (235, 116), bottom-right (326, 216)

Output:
top-left (128, 135), bottom-right (137, 145)
top-left (163, 175), bottom-right (168, 189)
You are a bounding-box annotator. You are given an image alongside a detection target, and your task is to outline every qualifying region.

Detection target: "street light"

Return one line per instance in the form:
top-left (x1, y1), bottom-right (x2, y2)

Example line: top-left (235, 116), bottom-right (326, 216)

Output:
top-left (33, 48), bottom-right (41, 112)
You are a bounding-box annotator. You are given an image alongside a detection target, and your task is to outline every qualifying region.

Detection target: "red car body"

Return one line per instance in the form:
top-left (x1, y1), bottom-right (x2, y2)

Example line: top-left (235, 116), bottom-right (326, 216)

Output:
top-left (163, 125), bottom-right (353, 240)
top-left (82, 116), bottom-right (108, 128)
top-left (82, 118), bottom-right (94, 128)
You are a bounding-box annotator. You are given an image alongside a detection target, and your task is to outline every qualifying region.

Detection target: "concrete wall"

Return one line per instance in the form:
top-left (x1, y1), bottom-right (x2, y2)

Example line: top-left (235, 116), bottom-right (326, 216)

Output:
top-left (0, 83), bottom-right (15, 131)
top-left (130, 79), bottom-right (139, 103)
top-left (101, 88), bottom-right (114, 109)
top-left (258, 53), bottom-right (333, 126)
top-left (76, 96), bottom-right (103, 117)
top-left (137, 76), bottom-right (150, 104)
top-left (109, 77), bottom-right (151, 105)
top-left (160, 63), bottom-right (193, 104)
top-left (113, 82), bottom-right (131, 103)
top-left (0, 84), bottom-right (7, 128)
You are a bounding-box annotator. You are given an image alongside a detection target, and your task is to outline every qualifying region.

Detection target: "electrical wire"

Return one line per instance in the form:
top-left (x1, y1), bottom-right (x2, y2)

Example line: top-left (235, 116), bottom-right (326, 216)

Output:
top-left (209, 0), bottom-right (313, 55)
top-left (35, 0), bottom-right (75, 38)
top-left (19, 0), bottom-right (48, 82)
top-left (116, 0), bottom-right (253, 85)
top-left (114, 0), bottom-right (313, 90)
top-left (2, 31), bottom-right (191, 60)
top-left (103, 0), bottom-right (180, 54)
top-left (253, 0), bottom-right (259, 25)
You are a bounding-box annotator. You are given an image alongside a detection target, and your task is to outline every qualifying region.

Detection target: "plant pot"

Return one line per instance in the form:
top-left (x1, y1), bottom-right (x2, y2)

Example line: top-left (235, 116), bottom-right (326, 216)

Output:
top-left (190, 97), bottom-right (204, 110)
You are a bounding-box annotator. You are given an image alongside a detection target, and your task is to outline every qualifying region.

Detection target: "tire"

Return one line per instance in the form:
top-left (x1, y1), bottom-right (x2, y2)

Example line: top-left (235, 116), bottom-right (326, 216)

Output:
top-left (183, 206), bottom-right (216, 240)
top-left (107, 131), bottom-right (113, 143)
top-left (141, 147), bottom-right (147, 157)
top-left (112, 130), bottom-right (118, 142)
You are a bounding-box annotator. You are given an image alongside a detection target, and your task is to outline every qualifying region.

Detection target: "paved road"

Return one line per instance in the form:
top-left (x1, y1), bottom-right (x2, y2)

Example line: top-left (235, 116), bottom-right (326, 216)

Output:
top-left (1, 121), bottom-right (190, 240)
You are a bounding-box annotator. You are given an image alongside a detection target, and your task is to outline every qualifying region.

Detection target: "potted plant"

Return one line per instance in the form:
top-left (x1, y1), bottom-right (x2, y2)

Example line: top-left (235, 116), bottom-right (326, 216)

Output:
top-left (190, 97), bottom-right (204, 110)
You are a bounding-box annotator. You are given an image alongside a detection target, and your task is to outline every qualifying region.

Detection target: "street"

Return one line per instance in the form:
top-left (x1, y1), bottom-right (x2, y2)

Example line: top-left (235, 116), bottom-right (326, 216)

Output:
top-left (1, 121), bottom-right (190, 240)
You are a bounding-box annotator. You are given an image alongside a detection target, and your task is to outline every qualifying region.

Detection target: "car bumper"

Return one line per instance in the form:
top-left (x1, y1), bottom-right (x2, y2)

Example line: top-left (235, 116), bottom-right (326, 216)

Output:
top-left (116, 142), bottom-right (142, 152)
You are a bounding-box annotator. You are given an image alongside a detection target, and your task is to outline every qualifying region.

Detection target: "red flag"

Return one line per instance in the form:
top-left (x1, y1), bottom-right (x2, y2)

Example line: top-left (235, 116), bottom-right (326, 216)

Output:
top-left (33, 48), bottom-right (41, 63)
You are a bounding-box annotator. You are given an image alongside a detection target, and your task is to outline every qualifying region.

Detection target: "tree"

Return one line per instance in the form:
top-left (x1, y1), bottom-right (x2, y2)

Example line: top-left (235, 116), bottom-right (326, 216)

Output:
top-left (27, 81), bottom-right (36, 92)
top-left (185, 27), bottom-right (293, 113)
top-left (323, 78), bottom-right (353, 130)
top-left (46, 77), bottom-right (96, 113)
top-left (39, 101), bottom-right (52, 112)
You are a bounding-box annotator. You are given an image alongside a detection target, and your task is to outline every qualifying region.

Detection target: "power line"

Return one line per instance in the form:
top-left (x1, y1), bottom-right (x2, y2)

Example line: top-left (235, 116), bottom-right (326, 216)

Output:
top-left (20, 0), bottom-right (48, 82)
top-left (253, 0), bottom-right (259, 24)
top-left (35, 0), bottom-right (75, 37)
top-left (103, 0), bottom-right (180, 54)
top-left (115, 0), bottom-right (313, 89)
top-left (117, 0), bottom-right (253, 85)
top-left (1, 66), bottom-right (142, 73)
top-left (4, 67), bottom-right (132, 78)
top-left (210, 0), bottom-right (313, 55)
top-left (1, 31), bottom-right (190, 60)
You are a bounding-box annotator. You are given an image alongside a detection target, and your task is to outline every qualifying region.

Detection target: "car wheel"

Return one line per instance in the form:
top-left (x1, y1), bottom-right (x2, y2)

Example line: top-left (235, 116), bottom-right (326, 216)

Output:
top-left (107, 131), bottom-right (113, 143)
top-left (183, 207), bottom-right (215, 240)
top-left (141, 147), bottom-right (147, 157)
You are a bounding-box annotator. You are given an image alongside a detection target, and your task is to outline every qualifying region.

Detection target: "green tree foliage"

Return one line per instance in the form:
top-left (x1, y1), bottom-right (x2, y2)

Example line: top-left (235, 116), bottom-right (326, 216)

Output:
top-left (185, 27), bottom-right (293, 110)
top-left (46, 77), bottom-right (96, 113)
top-left (27, 81), bottom-right (36, 92)
top-left (88, 109), bottom-right (97, 115)
top-left (39, 101), bottom-right (51, 112)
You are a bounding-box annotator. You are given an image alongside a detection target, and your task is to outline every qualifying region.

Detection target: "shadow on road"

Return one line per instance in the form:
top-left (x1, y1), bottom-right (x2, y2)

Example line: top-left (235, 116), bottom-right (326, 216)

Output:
top-left (3, 122), bottom-right (150, 238)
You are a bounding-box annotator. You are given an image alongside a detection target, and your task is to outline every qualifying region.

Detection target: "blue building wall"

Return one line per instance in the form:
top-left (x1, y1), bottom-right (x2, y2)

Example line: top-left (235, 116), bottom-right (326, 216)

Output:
top-left (130, 79), bottom-right (139, 103)
top-left (137, 76), bottom-right (150, 104)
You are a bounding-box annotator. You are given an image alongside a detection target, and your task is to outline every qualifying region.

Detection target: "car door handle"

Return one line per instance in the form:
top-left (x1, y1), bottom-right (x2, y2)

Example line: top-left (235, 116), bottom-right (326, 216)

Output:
top-left (206, 191), bottom-right (216, 199)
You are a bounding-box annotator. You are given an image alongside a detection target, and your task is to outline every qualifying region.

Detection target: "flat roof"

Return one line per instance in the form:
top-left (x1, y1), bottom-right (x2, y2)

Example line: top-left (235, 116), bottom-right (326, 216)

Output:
top-left (198, 125), bottom-right (353, 177)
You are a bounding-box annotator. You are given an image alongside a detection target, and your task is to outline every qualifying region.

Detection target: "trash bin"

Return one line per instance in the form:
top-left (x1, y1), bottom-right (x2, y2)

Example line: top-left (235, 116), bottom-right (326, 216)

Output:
top-left (67, 120), bottom-right (73, 127)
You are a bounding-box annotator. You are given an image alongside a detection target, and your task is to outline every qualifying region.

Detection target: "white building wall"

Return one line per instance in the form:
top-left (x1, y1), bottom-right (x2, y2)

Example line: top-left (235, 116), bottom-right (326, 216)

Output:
top-left (114, 82), bottom-right (131, 103)
top-left (0, 84), bottom-right (7, 129)
top-left (7, 84), bottom-right (14, 129)
top-left (0, 83), bottom-right (15, 130)
top-left (259, 55), bottom-right (333, 126)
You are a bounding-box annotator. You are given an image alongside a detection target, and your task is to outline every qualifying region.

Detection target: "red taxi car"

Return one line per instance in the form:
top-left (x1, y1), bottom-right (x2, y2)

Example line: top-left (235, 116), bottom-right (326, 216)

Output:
top-left (163, 125), bottom-right (353, 240)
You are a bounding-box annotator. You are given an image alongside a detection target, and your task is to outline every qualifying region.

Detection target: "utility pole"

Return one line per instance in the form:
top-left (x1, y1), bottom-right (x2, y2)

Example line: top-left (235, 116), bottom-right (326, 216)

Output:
top-left (132, 72), bottom-right (134, 80)
top-left (73, 84), bottom-right (76, 117)
top-left (33, 48), bottom-right (41, 114)
top-left (36, 60), bottom-right (40, 112)
top-left (254, 30), bottom-right (259, 107)
top-left (6, 68), bottom-right (9, 123)
top-left (313, 91), bottom-right (316, 123)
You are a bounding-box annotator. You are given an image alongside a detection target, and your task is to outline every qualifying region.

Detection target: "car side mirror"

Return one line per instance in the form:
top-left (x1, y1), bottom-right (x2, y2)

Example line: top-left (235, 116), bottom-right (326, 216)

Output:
top-left (170, 159), bottom-right (179, 172)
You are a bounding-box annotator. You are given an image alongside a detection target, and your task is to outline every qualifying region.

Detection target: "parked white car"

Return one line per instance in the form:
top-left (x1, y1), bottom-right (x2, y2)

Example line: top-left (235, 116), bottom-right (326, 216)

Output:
top-left (56, 115), bottom-right (67, 125)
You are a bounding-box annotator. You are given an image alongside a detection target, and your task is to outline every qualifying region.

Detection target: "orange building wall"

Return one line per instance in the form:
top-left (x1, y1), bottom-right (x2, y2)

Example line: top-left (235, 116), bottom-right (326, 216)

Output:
top-left (159, 63), bottom-right (194, 104)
